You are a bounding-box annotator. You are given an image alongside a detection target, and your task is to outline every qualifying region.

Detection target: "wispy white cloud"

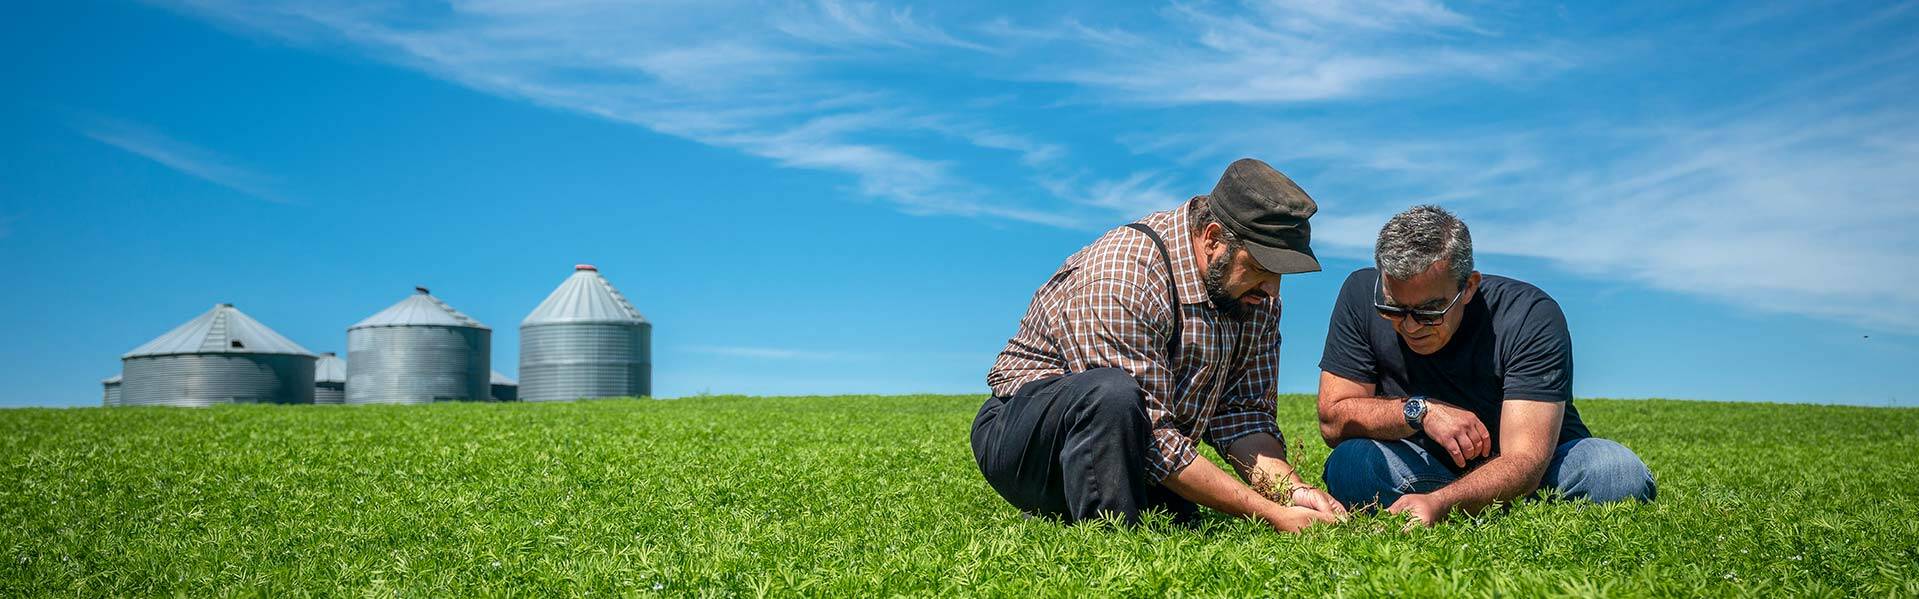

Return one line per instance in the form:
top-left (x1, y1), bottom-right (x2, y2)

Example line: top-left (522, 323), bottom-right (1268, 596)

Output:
top-left (772, 0), bottom-right (992, 52)
top-left (1041, 170), bottom-right (1186, 218)
top-left (155, 0), bottom-right (1561, 224)
top-left (989, 0), bottom-right (1563, 105)
top-left (1248, 0), bottom-right (1479, 33)
top-left (685, 345), bottom-right (854, 361)
top-left (1120, 94), bottom-right (1919, 331)
top-left (1075, 2), bottom-right (1919, 331)
top-left (154, 0), bottom-right (1919, 332)
top-left (1485, 105), bottom-right (1919, 330)
top-left (75, 115), bottom-right (287, 203)
top-left (165, 0), bottom-right (1077, 226)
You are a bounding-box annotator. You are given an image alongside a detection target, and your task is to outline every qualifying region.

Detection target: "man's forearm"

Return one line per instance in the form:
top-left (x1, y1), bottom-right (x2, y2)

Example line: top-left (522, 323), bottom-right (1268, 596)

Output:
top-left (1160, 456), bottom-right (1282, 520)
top-left (1223, 432), bottom-right (1307, 496)
top-left (1426, 453), bottom-right (1548, 515)
top-left (1318, 395), bottom-right (1414, 446)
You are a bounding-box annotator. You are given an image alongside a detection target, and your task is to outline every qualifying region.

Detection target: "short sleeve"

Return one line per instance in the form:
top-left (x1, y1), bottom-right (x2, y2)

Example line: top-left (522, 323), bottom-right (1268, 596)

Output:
top-left (1502, 298), bottom-right (1573, 402)
top-left (1318, 270), bottom-right (1379, 384)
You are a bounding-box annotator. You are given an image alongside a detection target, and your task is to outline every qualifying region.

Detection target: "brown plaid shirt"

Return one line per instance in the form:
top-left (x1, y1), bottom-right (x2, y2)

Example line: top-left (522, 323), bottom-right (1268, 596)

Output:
top-left (988, 197), bottom-right (1285, 483)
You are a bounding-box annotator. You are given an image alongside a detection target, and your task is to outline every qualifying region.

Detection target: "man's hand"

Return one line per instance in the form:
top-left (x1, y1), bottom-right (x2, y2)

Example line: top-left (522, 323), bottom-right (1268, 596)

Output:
top-left (1422, 400), bottom-right (1491, 468)
top-left (1221, 432), bottom-right (1349, 523)
top-left (1167, 442), bottom-right (1343, 535)
top-left (1263, 505), bottom-right (1339, 533)
top-left (1290, 486), bottom-right (1349, 518)
top-left (1386, 493), bottom-right (1451, 528)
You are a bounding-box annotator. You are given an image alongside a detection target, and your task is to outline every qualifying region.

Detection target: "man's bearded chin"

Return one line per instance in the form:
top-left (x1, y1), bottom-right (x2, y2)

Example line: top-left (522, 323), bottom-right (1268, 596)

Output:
top-left (1203, 256), bottom-right (1254, 321)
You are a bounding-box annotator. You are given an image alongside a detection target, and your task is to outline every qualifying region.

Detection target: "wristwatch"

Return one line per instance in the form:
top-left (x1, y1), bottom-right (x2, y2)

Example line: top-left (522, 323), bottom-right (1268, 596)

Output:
top-left (1403, 395), bottom-right (1430, 431)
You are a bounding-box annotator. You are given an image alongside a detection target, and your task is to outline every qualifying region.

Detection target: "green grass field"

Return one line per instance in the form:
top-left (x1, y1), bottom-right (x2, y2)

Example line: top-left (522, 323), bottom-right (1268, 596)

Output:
top-left (3, 396), bottom-right (1916, 597)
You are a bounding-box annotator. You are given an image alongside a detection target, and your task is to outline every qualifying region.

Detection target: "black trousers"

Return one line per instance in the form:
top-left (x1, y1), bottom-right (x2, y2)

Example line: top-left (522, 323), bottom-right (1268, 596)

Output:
top-left (970, 368), bottom-right (1196, 525)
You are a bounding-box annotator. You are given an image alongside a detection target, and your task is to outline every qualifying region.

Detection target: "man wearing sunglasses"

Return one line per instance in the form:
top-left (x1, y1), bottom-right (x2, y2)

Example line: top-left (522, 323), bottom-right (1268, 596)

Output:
top-left (1315, 205), bottom-right (1654, 526)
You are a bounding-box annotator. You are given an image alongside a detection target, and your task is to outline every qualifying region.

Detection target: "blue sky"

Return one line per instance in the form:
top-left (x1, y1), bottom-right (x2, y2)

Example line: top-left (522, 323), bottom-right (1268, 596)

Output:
top-left (3, 0), bottom-right (1916, 408)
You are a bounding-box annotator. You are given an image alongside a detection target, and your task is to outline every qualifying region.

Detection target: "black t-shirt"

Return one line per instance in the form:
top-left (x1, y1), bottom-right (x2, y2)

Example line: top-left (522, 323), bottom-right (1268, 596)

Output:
top-left (1320, 268), bottom-right (1589, 466)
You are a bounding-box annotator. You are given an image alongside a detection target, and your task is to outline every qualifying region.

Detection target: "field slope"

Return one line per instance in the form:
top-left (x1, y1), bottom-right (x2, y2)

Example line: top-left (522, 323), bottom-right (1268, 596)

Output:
top-left (3, 396), bottom-right (1917, 596)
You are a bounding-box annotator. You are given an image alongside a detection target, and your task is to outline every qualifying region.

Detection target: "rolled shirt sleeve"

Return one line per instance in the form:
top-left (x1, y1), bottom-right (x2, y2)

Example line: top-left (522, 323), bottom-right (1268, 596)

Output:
top-left (1054, 277), bottom-right (1198, 482)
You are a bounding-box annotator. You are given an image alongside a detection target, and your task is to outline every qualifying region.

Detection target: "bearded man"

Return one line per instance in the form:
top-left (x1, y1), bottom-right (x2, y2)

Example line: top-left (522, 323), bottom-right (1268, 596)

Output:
top-left (973, 158), bottom-right (1346, 532)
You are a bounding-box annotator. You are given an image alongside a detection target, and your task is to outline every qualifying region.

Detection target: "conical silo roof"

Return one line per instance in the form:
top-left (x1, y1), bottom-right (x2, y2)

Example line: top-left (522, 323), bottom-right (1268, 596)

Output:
top-left (490, 371), bottom-right (517, 386)
top-left (523, 265), bottom-right (648, 325)
top-left (315, 352), bottom-right (346, 383)
top-left (103, 374), bottom-right (122, 385)
top-left (124, 303), bottom-right (316, 358)
top-left (350, 287), bottom-right (489, 330)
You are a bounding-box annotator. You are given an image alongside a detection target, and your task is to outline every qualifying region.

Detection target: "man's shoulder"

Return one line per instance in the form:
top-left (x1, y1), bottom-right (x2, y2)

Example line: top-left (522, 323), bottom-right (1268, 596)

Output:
top-left (1332, 268), bottom-right (1378, 305)
top-left (1477, 274), bottom-right (1561, 315)
top-left (1069, 219), bottom-right (1171, 279)
top-left (1476, 274), bottom-right (1570, 345)
top-left (1476, 274), bottom-right (1574, 400)
top-left (1479, 273), bottom-right (1551, 297)
top-left (1342, 268), bottom-right (1377, 289)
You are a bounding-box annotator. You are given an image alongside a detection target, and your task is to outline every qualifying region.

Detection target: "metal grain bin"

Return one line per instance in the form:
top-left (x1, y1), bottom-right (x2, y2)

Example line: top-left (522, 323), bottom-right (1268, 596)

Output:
top-left (520, 264), bottom-right (651, 402)
top-left (346, 287), bottom-right (491, 404)
top-left (120, 303), bottom-right (318, 407)
top-left (102, 374), bottom-right (122, 407)
top-left (490, 371), bottom-right (518, 402)
top-left (314, 352), bottom-right (346, 404)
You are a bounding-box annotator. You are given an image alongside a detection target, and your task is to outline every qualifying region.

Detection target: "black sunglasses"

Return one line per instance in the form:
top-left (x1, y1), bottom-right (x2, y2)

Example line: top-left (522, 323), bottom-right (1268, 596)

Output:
top-left (1373, 277), bottom-right (1466, 326)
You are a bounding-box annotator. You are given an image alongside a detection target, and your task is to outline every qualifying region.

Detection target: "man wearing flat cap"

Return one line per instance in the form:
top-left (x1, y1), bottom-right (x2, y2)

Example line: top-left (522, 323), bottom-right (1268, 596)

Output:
top-left (973, 158), bottom-right (1347, 532)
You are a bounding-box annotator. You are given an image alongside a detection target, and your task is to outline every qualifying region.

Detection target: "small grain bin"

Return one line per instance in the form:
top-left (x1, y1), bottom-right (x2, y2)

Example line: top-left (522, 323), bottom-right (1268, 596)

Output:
top-left (314, 352), bottom-right (346, 404)
top-left (120, 303), bottom-right (317, 407)
top-left (520, 265), bottom-right (651, 402)
top-left (346, 287), bottom-right (491, 404)
top-left (102, 374), bottom-right (122, 407)
top-left (490, 371), bottom-right (518, 402)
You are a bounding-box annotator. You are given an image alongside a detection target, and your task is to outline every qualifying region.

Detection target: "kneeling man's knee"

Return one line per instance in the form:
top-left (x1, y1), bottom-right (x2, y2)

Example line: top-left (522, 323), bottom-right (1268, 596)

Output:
top-left (1325, 439), bottom-right (1388, 471)
top-left (1323, 439), bottom-right (1395, 507)
top-left (1554, 438), bottom-right (1656, 503)
top-left (1068, 368), bottom-right (1146, 428)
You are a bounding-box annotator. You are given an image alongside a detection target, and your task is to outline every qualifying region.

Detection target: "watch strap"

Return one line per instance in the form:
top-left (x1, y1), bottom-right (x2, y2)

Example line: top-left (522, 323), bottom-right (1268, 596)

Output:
top-left (1405, 395), bottom-right (1428, 431)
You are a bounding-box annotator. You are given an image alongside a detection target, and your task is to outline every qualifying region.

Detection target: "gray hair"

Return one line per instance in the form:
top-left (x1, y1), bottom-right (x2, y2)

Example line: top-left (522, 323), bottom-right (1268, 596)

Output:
top-left (1375, 205), bottom-right (1474, 289)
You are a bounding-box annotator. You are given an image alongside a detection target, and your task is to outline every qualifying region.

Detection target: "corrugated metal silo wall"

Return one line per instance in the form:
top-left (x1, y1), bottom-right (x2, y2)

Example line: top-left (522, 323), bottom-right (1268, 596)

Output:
top-left (519, 322), bottom-right (651, 401)
top-left (103, 384), bottom-right (121, 407)
top-left (120, 354), bottom-right (317, 407)
top-left (345, 326), bottom-right (490, 404)
top-left (314, 383), bottom-right (346, 405)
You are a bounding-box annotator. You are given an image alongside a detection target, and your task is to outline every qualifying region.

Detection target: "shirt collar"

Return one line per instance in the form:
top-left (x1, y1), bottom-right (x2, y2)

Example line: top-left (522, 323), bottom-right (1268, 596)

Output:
top-left (1147, 197), bottom-right (1210, 306)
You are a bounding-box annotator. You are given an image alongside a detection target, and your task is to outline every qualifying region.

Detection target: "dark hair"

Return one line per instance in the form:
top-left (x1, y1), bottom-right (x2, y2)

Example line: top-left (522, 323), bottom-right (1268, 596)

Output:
top-left (1192, 196), bottom-right (1247, 255)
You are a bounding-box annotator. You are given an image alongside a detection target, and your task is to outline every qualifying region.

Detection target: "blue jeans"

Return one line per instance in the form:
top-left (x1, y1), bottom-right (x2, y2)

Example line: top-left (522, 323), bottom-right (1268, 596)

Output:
top-left (1322, 437), bottom-right (1656, 510)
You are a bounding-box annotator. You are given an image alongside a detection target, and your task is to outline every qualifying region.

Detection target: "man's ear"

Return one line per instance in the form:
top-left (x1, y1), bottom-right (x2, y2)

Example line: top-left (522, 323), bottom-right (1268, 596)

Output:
top-left (1200, 222), bottom-right (1224, 252)
top-left (1464, 271), bottom-right (1483, 303)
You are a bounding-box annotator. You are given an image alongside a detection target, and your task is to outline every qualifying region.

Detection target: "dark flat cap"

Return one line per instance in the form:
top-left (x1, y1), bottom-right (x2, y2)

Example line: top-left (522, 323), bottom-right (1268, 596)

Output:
top-left (1208, 158), bottom-right (1320, 274)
